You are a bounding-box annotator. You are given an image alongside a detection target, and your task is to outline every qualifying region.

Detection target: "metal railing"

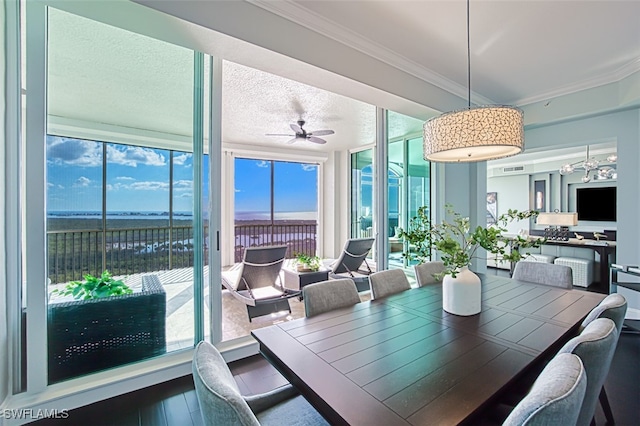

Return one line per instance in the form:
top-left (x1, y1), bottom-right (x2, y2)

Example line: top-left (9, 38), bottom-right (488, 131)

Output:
top-left (47, 225), bottom-right (207, 284)
top-left (234, 223), bottom-right (318, 263)
top-left (47, 222), bottom-right (318, 283)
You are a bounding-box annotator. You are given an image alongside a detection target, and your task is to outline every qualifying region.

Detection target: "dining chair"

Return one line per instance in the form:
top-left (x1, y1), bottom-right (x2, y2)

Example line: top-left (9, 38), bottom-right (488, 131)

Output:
top-left (413, 261), bottom-right (445, 286)
top-left (502, 353), bottom-right (586, 426)
top-left (192, 341), bottom-right (328, 426)
top-left (578, 293), bottom-right (628, 425)
top-left (369, 269), bottom-right (411, 300)
top-left (512, 261), bottom-right (573, 289)
top-left (558, 318), bottom-right (618, 426)
top-left (302, 278), bottom-right (360, 317)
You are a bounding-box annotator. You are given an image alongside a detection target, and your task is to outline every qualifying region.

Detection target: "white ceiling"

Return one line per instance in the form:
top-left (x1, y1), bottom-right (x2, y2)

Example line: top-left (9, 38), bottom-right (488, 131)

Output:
top-left (46, 1), bottom-right (640, 154)
top-left (252, 0), bottom-right (640, 106)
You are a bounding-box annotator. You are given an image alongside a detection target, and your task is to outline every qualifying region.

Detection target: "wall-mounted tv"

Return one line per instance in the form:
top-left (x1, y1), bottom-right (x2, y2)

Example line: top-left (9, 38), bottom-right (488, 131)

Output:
top-left (576, 187), bottom-right (616, 221)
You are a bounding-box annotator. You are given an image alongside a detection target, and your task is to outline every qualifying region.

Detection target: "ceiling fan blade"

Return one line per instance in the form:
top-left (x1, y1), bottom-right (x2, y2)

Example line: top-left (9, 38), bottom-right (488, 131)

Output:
top-left (266, 133), bottom-right (295, 137)
top-left (309, 130), bottom-right (334, 136)
top-left (290, 123), bottom-right (303, 134)
top-left (286, 137), bottom-right (298, 144)
top-left (307, 136), bottom-right (327, 144)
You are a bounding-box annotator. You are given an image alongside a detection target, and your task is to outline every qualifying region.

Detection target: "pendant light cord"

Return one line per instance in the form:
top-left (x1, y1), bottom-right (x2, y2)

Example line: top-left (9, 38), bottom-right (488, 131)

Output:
top-left (467, 0), bottom-right (471, 109)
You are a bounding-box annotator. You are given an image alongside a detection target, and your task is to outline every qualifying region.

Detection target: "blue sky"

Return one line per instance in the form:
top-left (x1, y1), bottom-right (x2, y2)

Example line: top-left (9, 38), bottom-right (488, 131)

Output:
top-left (234, 158), bottom-right (318, 217)
top-left (46, 136), bottom-right (207, 213)
top-left (46, 136), bottom-right (318, 218)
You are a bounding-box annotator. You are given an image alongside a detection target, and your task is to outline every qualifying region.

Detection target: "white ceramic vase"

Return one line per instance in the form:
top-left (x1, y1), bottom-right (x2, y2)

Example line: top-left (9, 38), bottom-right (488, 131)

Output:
top-left (442, 266), bottom-right (481, 316)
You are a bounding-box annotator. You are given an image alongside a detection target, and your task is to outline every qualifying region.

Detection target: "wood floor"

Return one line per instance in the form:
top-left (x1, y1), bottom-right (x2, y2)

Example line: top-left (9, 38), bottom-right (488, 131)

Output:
top-left (33, 268), bottom-right (639, 426)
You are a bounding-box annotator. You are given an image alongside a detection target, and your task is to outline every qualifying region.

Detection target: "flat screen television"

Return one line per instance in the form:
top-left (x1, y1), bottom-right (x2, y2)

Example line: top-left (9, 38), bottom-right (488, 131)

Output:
top-left (576, 187), bottom-right (616, 221)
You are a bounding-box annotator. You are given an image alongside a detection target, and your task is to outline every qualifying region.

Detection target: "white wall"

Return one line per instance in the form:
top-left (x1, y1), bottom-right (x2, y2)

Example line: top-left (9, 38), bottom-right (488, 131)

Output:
top-left (1, 0), bottom-right (9, 406)
top-left (487, 174), bottom-right (530, 234)
top-left (524, 109), bottom-right (640, 317)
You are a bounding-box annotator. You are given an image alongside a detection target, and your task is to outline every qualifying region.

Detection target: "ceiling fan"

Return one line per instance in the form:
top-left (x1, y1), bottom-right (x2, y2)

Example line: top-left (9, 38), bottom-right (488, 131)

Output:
top-left (266, 120), bottom-right (334, 144)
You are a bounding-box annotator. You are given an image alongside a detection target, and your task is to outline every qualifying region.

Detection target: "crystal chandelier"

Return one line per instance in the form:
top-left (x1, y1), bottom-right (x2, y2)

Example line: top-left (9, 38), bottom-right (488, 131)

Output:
top-left (559, 146), bottom-right (617, 183)
top-left (423, 0), bottom-right (524, 163)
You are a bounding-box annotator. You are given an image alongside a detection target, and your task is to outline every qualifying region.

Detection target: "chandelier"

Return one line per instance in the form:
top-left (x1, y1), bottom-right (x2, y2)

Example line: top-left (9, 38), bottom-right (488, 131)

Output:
top-left (558, 146), bottom-right (617, 183)
top-left (423, 0), bottom-right (523, 163)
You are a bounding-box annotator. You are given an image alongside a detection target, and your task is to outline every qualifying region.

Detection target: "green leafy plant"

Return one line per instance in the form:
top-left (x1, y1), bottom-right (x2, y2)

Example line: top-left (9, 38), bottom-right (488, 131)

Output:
top-left (294, 253), bottom-right (321, 272)
top-left (398, 204), bottom-right (545, 278)
top-left (51, 270), bottom-right (132, 300)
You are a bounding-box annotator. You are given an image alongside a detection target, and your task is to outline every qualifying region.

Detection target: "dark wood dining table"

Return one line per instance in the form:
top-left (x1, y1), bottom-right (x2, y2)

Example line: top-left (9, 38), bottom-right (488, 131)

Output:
top-left (251, 274), bottom-right (605, 426)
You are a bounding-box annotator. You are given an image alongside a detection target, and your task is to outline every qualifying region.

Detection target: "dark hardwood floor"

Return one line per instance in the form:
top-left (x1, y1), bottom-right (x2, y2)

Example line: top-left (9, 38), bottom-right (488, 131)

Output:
top-left (33, 269), bottom-right (639, 426)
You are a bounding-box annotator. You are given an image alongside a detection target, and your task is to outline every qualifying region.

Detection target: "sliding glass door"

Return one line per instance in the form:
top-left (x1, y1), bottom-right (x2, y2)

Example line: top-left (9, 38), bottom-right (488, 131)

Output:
top-left (25, 6), bottom-right (216, 385)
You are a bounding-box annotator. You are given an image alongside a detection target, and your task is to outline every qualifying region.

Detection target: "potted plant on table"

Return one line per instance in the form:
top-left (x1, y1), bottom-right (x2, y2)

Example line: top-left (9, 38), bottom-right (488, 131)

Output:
top-left (294, 253), bottom-right (321, 272)
top-left (398, 204), bottom-right (544, 316)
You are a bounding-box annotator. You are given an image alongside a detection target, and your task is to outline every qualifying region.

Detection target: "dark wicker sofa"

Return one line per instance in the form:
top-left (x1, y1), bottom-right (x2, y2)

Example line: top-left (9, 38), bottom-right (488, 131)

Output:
top-left (47, 274), bottom-right (166, 383)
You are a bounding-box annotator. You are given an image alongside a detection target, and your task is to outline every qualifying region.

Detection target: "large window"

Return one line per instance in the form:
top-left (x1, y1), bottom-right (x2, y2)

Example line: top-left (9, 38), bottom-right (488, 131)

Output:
top-left (350, 149), bottom-right (374, 239)
top-left (387, 112), bottom-right (431, 269)
top-left (234, 158), bottom-right (319, 261)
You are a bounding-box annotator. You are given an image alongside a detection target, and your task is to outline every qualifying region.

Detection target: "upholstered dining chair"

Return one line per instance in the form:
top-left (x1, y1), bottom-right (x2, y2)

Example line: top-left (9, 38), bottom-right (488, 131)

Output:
top-left (578, 293), bottom-right (628, 425)
top-left (369, 269), bottom-right (411, 300)
top-left (413, 261), bottom-right (445, 286)
top-left (512, 261), bottom-right (573, 289)
top-left (192, 341), bottom-right (328, 426)
top-left (558, 318), bottom-right (619, 426)
top-left (502, 353), bottom-right (587, 426)
top-left (302, 278), bottom-right (360, 318)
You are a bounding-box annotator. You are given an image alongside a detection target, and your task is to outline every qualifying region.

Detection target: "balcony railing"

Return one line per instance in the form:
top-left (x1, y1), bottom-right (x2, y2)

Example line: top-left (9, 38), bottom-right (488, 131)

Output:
top-left (47, 222), bottom-right (318, 284)
top-left (234, 222), bottom-right (317, 263)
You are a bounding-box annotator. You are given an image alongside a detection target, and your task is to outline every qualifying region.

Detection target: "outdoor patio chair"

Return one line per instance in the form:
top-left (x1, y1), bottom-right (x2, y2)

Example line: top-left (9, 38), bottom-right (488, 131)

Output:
top-left (324, 237), bottom-right (375, 292)
top-left (221, 245), bottom-right (301, 322)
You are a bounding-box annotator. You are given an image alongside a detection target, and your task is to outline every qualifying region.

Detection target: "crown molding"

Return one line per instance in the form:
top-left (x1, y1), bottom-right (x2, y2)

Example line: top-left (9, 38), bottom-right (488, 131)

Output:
top-left (250, 0), bottom-right (640, 111)
top-left (248, 0), bottom-right (494, 106)
top-left (509, 60), bottom-right (640, 106)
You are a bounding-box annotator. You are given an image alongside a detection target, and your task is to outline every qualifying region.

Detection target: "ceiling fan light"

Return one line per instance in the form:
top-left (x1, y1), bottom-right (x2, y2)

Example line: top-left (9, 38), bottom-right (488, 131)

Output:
top-left (606, 153), bottom-right (618, 163)
top-left (581, 174), bottom-right (591, 183)
top-left (423, 106), bottom-right (524, 162)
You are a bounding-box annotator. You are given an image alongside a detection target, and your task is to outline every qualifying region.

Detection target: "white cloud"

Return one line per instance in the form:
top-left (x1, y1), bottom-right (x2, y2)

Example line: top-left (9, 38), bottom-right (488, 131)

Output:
top-left (47, 182), bottom-right (54, 187)
top-left (256, 160), bottom-right (269, 168)
top-left (174, 180), bottom-right (192, 190)
top-left (107, 145), bottom-right (166, 167)
top-left (73, 176), bottom-right (91, 187)
top-left (174, 153), bottom-right (192, 166)
top-left (301, 164), bottom-right (318, 172)
top-left (128, 181), bottom-right (170, 191)
top-left (179, 193), bottom-right (193, 198)
top-left (116, 176), bottom-right (135, 181)
top-left (46, 136), bottom-right (102, 167)
top-left (235, 188), bottom-right (241, 193)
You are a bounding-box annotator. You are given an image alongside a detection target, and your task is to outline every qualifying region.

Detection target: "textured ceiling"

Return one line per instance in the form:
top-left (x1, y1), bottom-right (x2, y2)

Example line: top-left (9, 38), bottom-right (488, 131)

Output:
top-left (46, 8), bottom-right (424, 153)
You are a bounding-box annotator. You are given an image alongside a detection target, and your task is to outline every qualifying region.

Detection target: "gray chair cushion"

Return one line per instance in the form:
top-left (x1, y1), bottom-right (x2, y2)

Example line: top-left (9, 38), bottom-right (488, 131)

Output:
top-left (503, 353), bottom-right (587, 426)
top-left (303, 278), bottom-right (360, 317)
top-left (558, 318), bottom-right (618, 426)
top-left (369, 269), bottom-right (411, 300)
top-left (512, 261), bottom-right (573, 289)
top-left (580, 293), bottom-right (627, 334)
top-left (192, 341), bottom-right (260, 426)
top-left (414, 261), bottom-right (445, 286)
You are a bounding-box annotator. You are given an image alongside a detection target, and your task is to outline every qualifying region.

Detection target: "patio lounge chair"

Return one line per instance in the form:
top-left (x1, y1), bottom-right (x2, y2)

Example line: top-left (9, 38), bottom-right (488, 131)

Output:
top-left (222, 245), bottom-right (301, 322)
top-left (324, 237), bottom-right (375, 292)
